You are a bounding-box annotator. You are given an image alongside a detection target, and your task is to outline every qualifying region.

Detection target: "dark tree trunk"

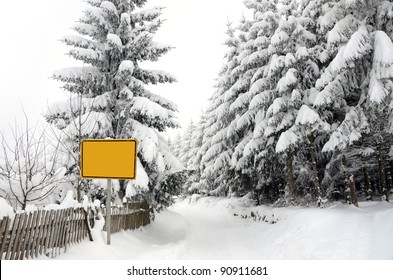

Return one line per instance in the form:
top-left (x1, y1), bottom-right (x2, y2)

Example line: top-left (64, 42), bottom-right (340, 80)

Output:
top-left (349, 174), bottom-right (359, 207)
top-left (341, 155), bottom-right (359, 207)
top-left (376, 142), bottom-right (389, 202)
top-left (271, 163), bottom-right (278, 201)
top-left (287, 150), bottom-right (296, 204)
top-left (386, 165), bottom-right (392, 202)
top-left (363, 166), bottom-right (372, 201)
top-left (308, 136), bottom-right (322, 207)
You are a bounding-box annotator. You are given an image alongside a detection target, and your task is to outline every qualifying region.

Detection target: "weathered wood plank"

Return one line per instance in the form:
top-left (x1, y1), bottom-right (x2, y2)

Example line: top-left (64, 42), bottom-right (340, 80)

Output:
top-left (17, 212), bottom-right (34, 260)
top-left (58, 209), bottom-right (68, 255)
top-left (72, 209), bottom-right (79, 244)
top-left (63, 209), bottom-right (71, 252)
top-left (75, 209), bottom-right (81, 243)
top-left (81, 209), bottom-right (86, 241)
top-left (74, 209), bottom-right (80, 243)
top-left (73, 209), bottom-right (79, 243)
top-left (62, 208), bottom-right (72, 250)
top-left (21, 212), bottom-right (34, 259)
top-left (73, 209), bottom-right (80, 243)
top-left (34, 210), bottom-right (49, 258)
top-left (5, 214), bottom-right (21, 259)
top-left (67, 210), bottom-right (75, 245)
top-left (52, 209), bottom-right (66, 258)
top-left (31, 210), bottom-right (43, 259)
top-left (77, 209), bottom-right (84, 242)
top-left (25, 211), bottom-right (39, 259)
top-left (0, 217), bottom-right (10, 259)
top-left (56, 209), bottom-right (68, 255)
top-left (50, 209), bottom-right (63, 257)
top-left (39, 210), bottom-right (53, 256)
top-left (46, 210), bottom-right (59, 256)
top-left (11, 212), bottom-right (27, 260)
top-left (55, 210), bottom-right (66, 256)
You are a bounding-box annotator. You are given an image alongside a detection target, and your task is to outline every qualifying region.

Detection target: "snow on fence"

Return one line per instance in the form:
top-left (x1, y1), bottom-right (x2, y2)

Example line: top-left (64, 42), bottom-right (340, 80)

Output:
top-left (0, 201), bottom-right (150, 260)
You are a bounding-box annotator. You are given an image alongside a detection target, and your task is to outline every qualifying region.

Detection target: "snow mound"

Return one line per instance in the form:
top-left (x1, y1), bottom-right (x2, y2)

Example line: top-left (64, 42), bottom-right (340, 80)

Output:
top-left (0, 198), bottom-right (15, 219)
top-left (60, 190), bottom-right (80, 209)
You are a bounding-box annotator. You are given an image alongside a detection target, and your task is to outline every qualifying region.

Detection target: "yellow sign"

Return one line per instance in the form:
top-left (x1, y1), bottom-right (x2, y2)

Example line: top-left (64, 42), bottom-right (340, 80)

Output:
top-left (80, 139), bottom-right (137, 179)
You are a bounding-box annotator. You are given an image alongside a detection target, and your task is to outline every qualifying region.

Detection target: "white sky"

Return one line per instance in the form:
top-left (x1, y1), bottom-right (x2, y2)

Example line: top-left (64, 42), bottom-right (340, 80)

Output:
top-left (0, 0), bottom-right (250, 141)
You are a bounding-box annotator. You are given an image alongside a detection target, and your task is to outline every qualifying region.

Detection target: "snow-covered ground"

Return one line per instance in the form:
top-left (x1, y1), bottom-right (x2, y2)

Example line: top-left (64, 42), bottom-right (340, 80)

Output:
top-left (48, 196), bottom-right (393, 260)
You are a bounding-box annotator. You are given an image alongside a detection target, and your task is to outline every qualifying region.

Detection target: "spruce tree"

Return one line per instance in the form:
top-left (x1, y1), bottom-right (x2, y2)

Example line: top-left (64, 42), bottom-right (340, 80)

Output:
top-left (200, 22), bottom-right (243, 196)
top-left (229, 0), bottom-right (280, 201)
top-left (182, 113), bottom-right (207, 194)
top-left (45, 0), bottom-right (182, 208)
top-left (314, 0), bottom-right (393, 203)
top-left (179, 120), bottom-right (196, 168)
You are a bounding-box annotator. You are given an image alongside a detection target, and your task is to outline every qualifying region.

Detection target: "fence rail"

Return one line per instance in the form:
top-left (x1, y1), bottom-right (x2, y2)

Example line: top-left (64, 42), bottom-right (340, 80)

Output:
top-left (0, 202), bottom-right (150, 260)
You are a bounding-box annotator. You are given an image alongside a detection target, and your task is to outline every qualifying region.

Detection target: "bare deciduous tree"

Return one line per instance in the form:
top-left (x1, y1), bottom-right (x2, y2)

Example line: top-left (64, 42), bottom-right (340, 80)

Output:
top-left (0, 113), bottom-right (67, 210)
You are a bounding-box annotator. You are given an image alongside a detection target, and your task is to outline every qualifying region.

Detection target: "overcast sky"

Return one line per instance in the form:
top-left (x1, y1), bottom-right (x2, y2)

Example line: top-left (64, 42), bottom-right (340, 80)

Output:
top-left (0, 0), bottom-right (250, 141)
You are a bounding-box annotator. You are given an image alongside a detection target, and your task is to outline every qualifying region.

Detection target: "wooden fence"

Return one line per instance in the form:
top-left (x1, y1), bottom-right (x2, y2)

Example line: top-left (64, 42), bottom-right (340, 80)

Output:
top-left (0, 202), bottom-right (150, 260)
top-left (103, 201), bottom-right (150, 233)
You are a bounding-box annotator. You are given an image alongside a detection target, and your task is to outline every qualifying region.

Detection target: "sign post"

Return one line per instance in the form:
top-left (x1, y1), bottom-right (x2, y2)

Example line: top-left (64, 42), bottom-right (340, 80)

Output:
top-left (80, 139), bottom-right (137, 245)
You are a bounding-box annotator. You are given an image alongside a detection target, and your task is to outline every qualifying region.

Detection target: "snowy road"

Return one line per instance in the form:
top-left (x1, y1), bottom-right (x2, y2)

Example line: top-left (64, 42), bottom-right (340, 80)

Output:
top-left (54, 197), bottom-right (393, 260)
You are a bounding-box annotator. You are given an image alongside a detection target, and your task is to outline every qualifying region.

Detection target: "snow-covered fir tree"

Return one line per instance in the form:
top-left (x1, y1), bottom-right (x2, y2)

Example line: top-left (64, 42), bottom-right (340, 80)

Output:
top-left (45, 0), bottom-right (183, 209)
top-left (313, 0), bottom-right (393, 203)
top-left (190, 0), bottom-right (393, 206)
top-left (174, 114), bottom-right (208, 195)
top-left (228, 0), bottom-right (280, 201)
top-left (199, 21), bottom-right (244, 196)
top-left (184, 113), bottom-right (207, 194)
top-left (170, 133), bottom-right (182, 160)
top-left (179, 120), bottom-right (196, 168)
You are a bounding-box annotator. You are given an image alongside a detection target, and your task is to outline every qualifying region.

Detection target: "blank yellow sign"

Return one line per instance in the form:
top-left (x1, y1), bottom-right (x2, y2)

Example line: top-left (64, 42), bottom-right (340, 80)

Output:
top-left (80, 139), bottom-right (137, 179)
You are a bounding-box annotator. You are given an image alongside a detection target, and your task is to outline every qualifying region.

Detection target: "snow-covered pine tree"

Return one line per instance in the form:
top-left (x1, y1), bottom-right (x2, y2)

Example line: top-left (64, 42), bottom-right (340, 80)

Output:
top-left (264, 0), bottom-right (306, 204)
top-left (170, 133), bottom-right (182, 159)
top-left (228, 0), bottom-right (281, 202)
top-left (236, 0), bottom-right (284, 204)
top-left (182, 113), bottom-right (207, 194)
top-left (249, 0), bottom-right (326, 205)
top-left (218, 16), bottom-right (259, 198)
top-left (45, 0), bottom-right (182, 208)
top-left (314, 0), bottom-right (393, 203)
top-left (179, 120), bottom-right (196, 168)
top-left (270, 0), bottom-right (344, 207)
top-left (311, 0), bottom-right (371, 205)
top-left (200, 22), bottom-right (243, 196)
top-left (366, 18), bottom-right (393, 202)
